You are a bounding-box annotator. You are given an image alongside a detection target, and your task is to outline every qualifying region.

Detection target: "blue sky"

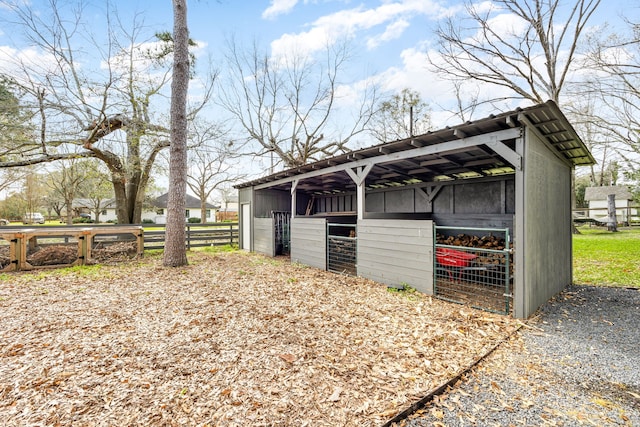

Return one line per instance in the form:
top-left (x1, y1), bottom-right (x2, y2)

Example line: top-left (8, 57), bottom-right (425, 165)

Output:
top-left (2, 0), bottom-right (636, 125)
top-left (1, 0), bottom-right (638, 184)
top-left (139, 0), bottom-right (636, 121)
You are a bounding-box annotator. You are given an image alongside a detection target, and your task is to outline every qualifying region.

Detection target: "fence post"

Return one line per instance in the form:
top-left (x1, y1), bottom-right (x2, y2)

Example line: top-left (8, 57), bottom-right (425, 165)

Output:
top-left (186, 224), bottom-right (191, 250)
top-left (607, 194), bottom-right (618, 232)
top-left (229, 223), bottom-right (233, 245)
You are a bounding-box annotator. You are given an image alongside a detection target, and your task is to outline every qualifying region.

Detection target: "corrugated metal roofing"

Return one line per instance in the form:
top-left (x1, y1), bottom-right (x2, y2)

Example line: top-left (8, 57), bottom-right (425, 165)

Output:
top-left (236, 100), bottom-right (594, 191)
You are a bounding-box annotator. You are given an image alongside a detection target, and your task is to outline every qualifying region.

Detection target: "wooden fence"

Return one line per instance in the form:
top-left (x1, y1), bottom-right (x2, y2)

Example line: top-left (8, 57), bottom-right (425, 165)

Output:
top-left (143, 222), bottom-right (239, 250)
top-left (0, 222), bottom-right (239, 252)
top-left (573, 206), bottom-right (640, 226)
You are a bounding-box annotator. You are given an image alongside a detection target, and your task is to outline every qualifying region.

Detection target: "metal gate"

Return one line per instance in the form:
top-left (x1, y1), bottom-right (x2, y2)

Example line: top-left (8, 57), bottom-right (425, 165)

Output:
top-left (434, 226), bottom-right (513, 315)
top-left (273, 211), bottom-right (290, 255)
top-left (327, 223), bottom-right (357, 275)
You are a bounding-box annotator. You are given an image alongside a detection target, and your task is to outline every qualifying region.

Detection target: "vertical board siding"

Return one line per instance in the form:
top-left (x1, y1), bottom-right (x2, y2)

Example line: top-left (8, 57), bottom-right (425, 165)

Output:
top-left (254, 189), bottom-right (291, 218)
top-left (519, 128), bottom-right (572, 318)
top-left (291, 217), bottom-right (326, 270)
top-left (357, 219), bottom-right (434, 295)
top-left (253, 217), bottom-right (274, 257)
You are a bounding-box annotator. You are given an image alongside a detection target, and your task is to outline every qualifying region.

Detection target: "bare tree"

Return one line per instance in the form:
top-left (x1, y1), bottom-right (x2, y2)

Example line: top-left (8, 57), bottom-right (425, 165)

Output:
top-left (217, 185), bottom-right (237, 220)
top-left (219, 39), bottom-right (378, 169)
top-left (0, 0), bottom-right (213, 224)
top-left (371, 88), bottom-right (432, 142)
top-left (579, 19), bottom-right (640, 174)
top-left (0, 78), bottom-right (30, 191)
top-left (46, 158), bottom-right (89, 225)
top-left (563, 94), bottom-right (618, 185)
top-left (186, 120), bottom-right (245, 223)
top-left (80, 165), bottom-right (115, 223)
top-left (430, 0), bottom-right (601, 106)
top-left (163, 0), bottom-right (190, 267)
top-left (20, 168), bottom-right (47, 218)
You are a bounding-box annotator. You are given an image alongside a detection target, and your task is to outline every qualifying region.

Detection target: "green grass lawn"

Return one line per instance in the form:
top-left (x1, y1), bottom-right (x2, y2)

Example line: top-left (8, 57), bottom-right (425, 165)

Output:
top-left (573, 226), bottom-right (640, 288)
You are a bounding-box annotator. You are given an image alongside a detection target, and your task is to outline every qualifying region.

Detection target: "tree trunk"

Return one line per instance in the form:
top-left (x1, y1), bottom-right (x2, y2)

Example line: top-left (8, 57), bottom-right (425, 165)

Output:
top-left (112, 178), bottom-right (129, 224)
top-left (163, 0), bottom-right (190, 267)
top-left (607, 194), bottom-right (618, 232)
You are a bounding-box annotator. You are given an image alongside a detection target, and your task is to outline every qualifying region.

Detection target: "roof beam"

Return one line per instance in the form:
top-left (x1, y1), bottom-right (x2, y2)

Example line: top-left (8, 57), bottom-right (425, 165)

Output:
top-left (453, 129), bottom-right (466, 139)
top-left (419, 158), bottom-right (450, 167)
top-left (253, 127), bottom-right (521, 190)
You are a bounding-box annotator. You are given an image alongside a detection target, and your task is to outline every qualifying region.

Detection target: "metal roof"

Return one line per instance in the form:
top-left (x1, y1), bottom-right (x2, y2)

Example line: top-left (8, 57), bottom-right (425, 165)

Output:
top-left (584, 185), bottom-right (633, 201)
top-left (237, 100), bottom-right (595, 193)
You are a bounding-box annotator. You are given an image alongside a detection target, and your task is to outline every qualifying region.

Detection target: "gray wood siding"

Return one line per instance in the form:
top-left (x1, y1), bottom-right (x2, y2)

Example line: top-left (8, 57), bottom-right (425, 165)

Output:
top-left (253, 217), bottom-right (274, 257)
top-left (516, 127), bottom-right (573, 318)
top-left (357, 219), bottom-right (434, 295)
top-left (291, 217), bottom-right (326, 270)
top-left (239, 187), bottom-right (252, 204)
top-left (254, 189), bottom-right (290, 218)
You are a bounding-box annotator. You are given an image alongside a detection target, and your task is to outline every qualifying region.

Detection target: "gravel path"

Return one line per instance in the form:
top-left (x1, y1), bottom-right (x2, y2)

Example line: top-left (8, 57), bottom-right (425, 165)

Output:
top-left (397, 285), bottom-right (640, 426)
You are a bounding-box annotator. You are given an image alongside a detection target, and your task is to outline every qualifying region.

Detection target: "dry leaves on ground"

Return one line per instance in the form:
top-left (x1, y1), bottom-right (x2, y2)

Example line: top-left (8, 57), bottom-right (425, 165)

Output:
top-left (0, 251), bottom-right (519, 426)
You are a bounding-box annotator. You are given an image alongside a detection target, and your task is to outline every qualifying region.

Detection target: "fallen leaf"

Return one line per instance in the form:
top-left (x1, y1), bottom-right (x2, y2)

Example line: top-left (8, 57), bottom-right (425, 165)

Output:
top-left (279, 353), bottom-right (296, 363)
top-left (328, 387), bottom-right (342, 402)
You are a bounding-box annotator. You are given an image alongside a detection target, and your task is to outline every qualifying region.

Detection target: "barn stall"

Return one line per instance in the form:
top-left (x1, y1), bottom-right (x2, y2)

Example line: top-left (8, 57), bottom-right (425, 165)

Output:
top-left (236, 101), bottom-right (594, 318)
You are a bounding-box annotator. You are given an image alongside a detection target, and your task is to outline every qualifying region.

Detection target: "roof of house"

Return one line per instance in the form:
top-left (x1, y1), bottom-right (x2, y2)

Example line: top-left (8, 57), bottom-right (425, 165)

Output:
top-left (584, 186), bottom-right (633, 201)
top-left (236, 100), bottom-right (595, 192)
top-left (152, 193), bottom-right (218, 209)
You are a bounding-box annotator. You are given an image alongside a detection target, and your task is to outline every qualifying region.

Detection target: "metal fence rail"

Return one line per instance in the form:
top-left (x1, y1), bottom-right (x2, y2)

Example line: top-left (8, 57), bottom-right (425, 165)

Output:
top-left (434, 226), bottom-right (512, 315)
top-left (273, 211), bottom-right (291, 255)
top-left (327, 223), bottom-right (356, 275)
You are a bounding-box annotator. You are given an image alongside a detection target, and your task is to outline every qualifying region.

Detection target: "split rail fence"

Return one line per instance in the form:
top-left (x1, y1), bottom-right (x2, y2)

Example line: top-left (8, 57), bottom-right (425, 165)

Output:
top-left (0, 222), bottom-right (238, 271)
top-left (143, 222), bottom-right (238, 250)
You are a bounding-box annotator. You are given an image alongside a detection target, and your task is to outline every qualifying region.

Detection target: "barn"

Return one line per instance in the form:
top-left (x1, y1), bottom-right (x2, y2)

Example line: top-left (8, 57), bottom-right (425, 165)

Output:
top-left (236, 100), bottom-right (595, 318)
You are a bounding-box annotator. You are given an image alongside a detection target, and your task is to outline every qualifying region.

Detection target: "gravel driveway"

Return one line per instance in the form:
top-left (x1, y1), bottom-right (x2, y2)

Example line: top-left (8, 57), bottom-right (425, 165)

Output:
top-left (397, 285), bottom-right (640, 426)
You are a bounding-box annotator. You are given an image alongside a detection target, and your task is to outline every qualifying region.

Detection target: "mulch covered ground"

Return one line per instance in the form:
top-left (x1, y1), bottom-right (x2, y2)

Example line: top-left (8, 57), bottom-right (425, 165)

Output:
top-left (0, 251), bottom-right (519, 426)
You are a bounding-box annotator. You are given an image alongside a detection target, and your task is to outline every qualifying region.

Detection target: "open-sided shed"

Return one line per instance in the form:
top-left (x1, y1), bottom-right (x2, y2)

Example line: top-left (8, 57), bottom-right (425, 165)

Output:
top-left (236, 101), bottom-right (595, 318)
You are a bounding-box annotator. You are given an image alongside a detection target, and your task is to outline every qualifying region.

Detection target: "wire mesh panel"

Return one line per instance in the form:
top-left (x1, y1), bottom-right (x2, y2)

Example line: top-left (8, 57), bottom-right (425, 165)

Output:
top-left (273, 211), bottom-right (291, 255)
top-left (327, 223), bottom-right (356, 275)
top-left (434, 226), bottom-right (513, 315)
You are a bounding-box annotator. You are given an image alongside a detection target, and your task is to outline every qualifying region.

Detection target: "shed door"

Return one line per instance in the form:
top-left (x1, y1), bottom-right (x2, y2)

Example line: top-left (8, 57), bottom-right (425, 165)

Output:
top-left (241, 203), bottom-right (251, 251)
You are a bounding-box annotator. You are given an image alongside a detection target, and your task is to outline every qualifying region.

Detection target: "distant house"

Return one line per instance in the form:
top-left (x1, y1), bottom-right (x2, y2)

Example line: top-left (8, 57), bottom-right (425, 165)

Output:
top-left (100, 193), bottom-right (218, 223)
top-left (218, 194), bottom-right (238, 221)
top-left (146, 193), bottom-right (219, 223)
top-left (584, 186), bottom-right (638, 224)
top-left (71, 198), bottom-right (117, 221)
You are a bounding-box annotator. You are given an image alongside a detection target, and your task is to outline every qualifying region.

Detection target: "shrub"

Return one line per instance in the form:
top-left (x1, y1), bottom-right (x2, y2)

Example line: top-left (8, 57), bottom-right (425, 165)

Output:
top-left (72, 217), bottom-right (94, 224)
top-left (187, 217), bottom-right (201, 223)
top-left (142, 219), bottom-right (155, 224)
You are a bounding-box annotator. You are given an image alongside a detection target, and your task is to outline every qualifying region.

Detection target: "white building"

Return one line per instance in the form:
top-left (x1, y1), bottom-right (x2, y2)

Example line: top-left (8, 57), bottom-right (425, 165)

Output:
top-left (584, 186), bottom-right (638, 224)
top-left (97, 193), bottom-right (218, 224)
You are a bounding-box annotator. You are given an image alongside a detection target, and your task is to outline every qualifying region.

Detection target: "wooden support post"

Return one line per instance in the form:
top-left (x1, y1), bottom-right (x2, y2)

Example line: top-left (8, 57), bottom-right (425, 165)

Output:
top-left (291, 179), bottom-right (299, 219)
top-left (345, 163), bottom-right (373, 221)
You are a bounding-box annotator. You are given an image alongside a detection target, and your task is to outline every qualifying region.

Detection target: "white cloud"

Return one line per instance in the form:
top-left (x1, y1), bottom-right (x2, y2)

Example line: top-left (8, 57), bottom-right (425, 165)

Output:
top-left (366, 18), bottom-right (410, 50)
top-left (270, 0), bottom-right (448, 58)
top-left (0, 45), bottom-right (60, 84)
top-left (483, 13), bottom-right (528, 39)
top-left (262, 0), bottom-right (299, 20)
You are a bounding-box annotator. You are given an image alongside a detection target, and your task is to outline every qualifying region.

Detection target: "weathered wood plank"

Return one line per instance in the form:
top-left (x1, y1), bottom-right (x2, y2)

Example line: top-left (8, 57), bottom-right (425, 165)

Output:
top-left (357, 219), bottom-right (434, 295)
top-left (291, 218), bottom-right (326, 270)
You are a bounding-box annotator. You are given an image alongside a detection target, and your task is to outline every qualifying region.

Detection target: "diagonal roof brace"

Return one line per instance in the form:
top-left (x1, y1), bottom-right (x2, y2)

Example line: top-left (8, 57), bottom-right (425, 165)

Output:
top-left (345, 163), bottom-right (374, 186)
top-left (486, 140), bottom-right (522, 171)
